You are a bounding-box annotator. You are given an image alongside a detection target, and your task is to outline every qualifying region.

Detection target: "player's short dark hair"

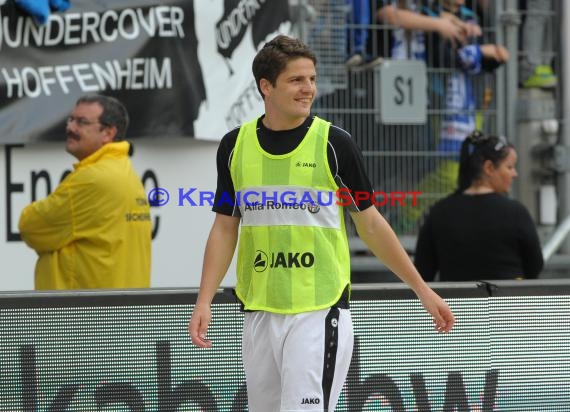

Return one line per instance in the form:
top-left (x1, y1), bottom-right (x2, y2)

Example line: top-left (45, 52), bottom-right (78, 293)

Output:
top-left (252, 35), bottom-right (317, 99)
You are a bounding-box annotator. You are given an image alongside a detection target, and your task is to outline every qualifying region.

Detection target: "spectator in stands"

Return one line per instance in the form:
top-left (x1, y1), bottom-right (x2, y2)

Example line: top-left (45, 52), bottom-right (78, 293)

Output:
top-left (188, 34), bottom-right (454, 412)
top-left (519, 0), bottom-right (557, 88)
top-left (346, 0), bottom-right (371, 66)
top-left (19, 95), bottom-right (151, 290)
top-left (374, 0), bottom-right (491, 232)
top-left (377, 0), bottom-right (472, 59)
top-left (428, 0), bottom-right (509, 156)
top-left (347, 0), bottom-right (466, 68)
top-left (399, 0), bottom-right (510, 232)
top-left (414, 131), bottom-right (544, 281)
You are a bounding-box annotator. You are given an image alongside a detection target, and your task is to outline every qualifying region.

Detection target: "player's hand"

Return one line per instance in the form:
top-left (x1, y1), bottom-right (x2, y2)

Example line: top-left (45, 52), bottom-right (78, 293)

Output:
top-left (417, 288), bottom-right (455, 333)
top-left (431, 299), bottom-right (455, 333)
top-left (188, 304), bottom-right (213, 348)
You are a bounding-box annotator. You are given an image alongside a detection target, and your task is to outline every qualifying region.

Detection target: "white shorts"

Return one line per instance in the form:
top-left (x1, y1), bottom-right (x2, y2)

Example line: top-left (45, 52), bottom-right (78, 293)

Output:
top-left (242, 307), bottom-right (354, 412)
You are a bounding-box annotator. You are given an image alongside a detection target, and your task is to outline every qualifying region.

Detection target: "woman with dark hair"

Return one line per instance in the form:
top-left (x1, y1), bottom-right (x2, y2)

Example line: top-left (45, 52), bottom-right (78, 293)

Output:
top-left (414, 131), bottom-right (544, 281)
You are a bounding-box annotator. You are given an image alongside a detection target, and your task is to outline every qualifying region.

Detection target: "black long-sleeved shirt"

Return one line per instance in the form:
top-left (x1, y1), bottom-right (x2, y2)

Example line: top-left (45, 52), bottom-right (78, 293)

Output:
top-left (414, 192), bottom-right (544, 281)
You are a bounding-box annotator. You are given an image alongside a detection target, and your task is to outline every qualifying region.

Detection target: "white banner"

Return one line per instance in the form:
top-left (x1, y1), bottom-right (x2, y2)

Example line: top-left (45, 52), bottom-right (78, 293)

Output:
top-left (0, 140), bottom-right (237, 290)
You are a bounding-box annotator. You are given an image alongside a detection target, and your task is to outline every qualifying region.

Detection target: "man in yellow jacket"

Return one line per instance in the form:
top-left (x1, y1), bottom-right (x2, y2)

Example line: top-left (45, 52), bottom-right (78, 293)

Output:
top-left (19, 95), bottom-right (151, 290)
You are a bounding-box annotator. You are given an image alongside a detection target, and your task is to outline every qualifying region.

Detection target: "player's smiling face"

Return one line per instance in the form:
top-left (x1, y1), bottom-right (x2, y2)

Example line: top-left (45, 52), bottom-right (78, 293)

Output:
top-left (262, 57), bottom-right (316, 128)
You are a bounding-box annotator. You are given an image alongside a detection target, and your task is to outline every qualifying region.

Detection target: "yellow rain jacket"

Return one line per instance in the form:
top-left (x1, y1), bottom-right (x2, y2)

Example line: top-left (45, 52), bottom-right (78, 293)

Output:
top-left (19, 141), bottom-right (151, 290)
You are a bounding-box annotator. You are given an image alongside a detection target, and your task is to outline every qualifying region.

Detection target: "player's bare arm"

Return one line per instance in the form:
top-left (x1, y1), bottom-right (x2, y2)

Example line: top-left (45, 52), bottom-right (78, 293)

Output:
top-left (349, 206), bottom-right (455, 332)
top-left (188, 213), bottom-right (240, 348)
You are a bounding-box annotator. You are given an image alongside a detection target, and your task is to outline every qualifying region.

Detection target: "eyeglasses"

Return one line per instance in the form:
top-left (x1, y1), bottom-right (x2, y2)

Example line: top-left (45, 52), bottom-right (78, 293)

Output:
top-left (66, 116), bottom-right (102, 127)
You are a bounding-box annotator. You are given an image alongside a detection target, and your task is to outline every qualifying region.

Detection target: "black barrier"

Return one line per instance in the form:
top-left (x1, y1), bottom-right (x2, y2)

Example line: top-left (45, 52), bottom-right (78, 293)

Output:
top-left (1, 281), bottom-right (569, 411)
